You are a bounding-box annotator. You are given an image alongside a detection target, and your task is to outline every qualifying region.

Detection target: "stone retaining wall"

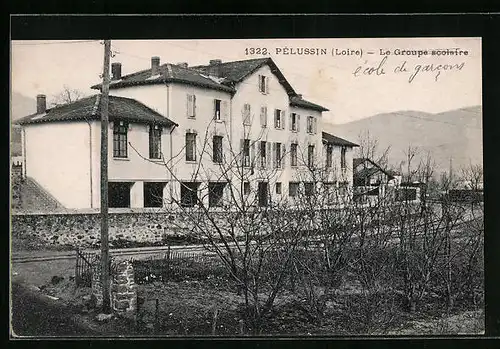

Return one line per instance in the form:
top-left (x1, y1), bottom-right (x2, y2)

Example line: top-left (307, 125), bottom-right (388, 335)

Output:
top-left (11, 212), bottom-right (215, 248)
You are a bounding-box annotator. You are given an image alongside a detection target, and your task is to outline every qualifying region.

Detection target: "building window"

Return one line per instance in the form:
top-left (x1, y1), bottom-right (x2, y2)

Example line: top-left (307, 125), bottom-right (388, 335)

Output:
top-left (304, 182), bottom-right (315, 196)
top-left (180, 182), bottom-right (200, 207)
top-left (275, 109), bottom-right (282, 129)
top-left (341, 147), bottom-right (347, 169)
top-left (243, 103), bottom-right (251, 125)
top-left (213, 136), bottom-right (223, 163)
top-left (275, 142), bottom-right (282, 168)
top-left (326, 144), bottom-right (333, 168)
top-left (259, 75), bottom-right (268, 94)
top-left (289, 182), bottom-right (299, 197)
top-left (214, 99), bottom-right (221, 120)
top-left (186, 132), bottom-right (196, 161)
top-left (243, 139), bottom-right (251, 167)
top-left (260, 106), bottom-right (267, 127)
top-left (209, 182), bottom-right (226, 207)
top-left (113, 121), bottom-right (128, 158)
top-left (276, 182), bottom-right (282, 195)
top-left (291, 143), bottom-right (298, 167)
top-left (291, 113), bottom-right (298, 131)
top-left (187, 94), bottom-right (196, 118)
top-left (243, 182), bottom-right (251, 195)
top-left (308, 145), bottom-right (315, 168)
top-left (307, 116), bottom-right (314, 134)
top-left (144, 182), bottom-right (165, 208)
top-left (260, 141), bottom-right (267, 168)
top-left (108, 182), bottom-right (131, 208)
top-left (149, 124), bottom-right (162, 159)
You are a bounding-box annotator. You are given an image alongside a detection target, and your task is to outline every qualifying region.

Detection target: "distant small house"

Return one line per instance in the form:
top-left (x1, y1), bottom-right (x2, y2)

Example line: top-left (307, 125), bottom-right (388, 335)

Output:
top-left (353, 158), bottom-right (397, 187)
top-left (353, 158), bottom-right (420, 204)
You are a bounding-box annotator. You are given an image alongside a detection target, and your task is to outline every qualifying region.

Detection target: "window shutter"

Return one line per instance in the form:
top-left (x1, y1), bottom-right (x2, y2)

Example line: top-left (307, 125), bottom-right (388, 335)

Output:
top-left (250, 142), bottom-right (255, 167)
top-left (186, 94), bottom-right (191, 117)
top-left (297, 114), bottom-right (300, 132)
top-left (272, 143), bottom-right (277, 169)
top-left (313, 117), bottom-right (317, 134)
top-left (258, 74), bottom-right (262, 92)
top-left (260, 106), bottom-right (266, 127)
top-left (222, 100), bottom-right (229, 121)
top-left (265, 77), bottom-right (269, 94)
top-left (193, 95), bottom-right (196, 117)
top-left (213, 99), bottom-right (217, 120)
top-left (289, 113), bottom-right (293, 131)
top-left (240, 139), bottom-right (244, 166)
top-left (267, 142), bottom-right (272, 169)
top-left (281, 110), bottom-right (286, 130)
top-left (281, 144), bottom-right (286, 168)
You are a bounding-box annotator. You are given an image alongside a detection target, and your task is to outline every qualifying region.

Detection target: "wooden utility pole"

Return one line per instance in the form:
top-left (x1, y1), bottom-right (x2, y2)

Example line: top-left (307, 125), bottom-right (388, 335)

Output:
top-left (100, 39), bottom-right (111, 313)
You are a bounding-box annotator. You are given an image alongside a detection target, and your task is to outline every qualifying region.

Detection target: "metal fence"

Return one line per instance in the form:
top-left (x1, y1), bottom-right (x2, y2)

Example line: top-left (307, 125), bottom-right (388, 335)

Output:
top-left (75, 248), bottom-right (100, 287)
top-left (132, 248), bottom-right (225, 284)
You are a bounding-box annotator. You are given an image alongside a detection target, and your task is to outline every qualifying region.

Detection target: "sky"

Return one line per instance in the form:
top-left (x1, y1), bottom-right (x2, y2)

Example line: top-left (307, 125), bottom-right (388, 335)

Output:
top-left (11, 38), bottom-right (481, 124)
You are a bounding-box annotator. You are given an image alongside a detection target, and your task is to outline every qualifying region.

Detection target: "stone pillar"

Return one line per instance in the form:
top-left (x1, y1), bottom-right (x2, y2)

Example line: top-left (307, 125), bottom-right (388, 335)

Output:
top-left (130, 181), bottom-right (144, 208)
top-left (91, 265), bottom-right (103, 307)
top-left (111, 260), bottom-right (137, 316)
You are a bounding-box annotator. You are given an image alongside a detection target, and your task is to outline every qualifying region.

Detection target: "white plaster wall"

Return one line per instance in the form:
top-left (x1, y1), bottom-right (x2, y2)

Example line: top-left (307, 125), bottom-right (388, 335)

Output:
top-left (230, 64), bottom-right (324, 201)
top-left (168, 83), bottom-right (232, 182)
top-left (24, 121), bottom-right (92, 209)
top-left (109, 85), bottom-right (169, 117)
top-left (90, 121), bottom-right (173, 208)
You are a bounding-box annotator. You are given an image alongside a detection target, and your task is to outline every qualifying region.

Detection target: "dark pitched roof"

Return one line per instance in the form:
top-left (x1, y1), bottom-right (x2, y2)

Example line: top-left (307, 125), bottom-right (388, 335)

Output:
top-left (15, 95), bottom-right (178, 127)
top-left (92, 57), bottom-right (329, 112)
top-left (191, 58), bottom-right (272, 84)
top-left (353, 158), bottom-right (395, 180)
top-left (291, 96), bottom-right (329, 112)
top-left (91, 63), bottom-right (235, 93)
top-left (192, 58), bottom-right (328, 111)
top-left (322, 132), bottom-right (358, 147)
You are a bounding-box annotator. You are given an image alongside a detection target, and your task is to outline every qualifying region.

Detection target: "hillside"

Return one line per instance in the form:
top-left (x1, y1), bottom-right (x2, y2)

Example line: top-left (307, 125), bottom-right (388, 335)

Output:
top-left (325, 106), bottom-right (482, 177)
top-left (11, 92), bottom-right (35, 156)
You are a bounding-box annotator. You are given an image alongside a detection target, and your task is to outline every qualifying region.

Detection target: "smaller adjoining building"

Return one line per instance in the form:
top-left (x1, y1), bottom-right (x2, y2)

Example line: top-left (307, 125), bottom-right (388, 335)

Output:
top-left (353, 158), bottom-right (421, 204)
top-left (15, 94), bottom-right (178, 210)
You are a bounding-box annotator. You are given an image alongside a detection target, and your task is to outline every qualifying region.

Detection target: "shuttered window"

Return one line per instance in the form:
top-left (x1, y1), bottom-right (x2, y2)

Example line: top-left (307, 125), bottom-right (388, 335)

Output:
top-left (214, 99), bottom-right (221, 120)
top-left (187, 94), bottom-right (196, 118)
top-left (243, 104), bottom-right (251, 125)
top-left (213, 136), bottom-right (223, 163)
top-left (291, 143), bottom-right (298, 167)
top-left (341, 146), bottom-right (347, 169)
top-left (260, 106), bottom-right (267, 127)
top-left (308, 145), bottom-right (315, 168)
top-left (326, 144), bottom-right (333, 168)
top-left (186, 133), bottom-right (196, 161)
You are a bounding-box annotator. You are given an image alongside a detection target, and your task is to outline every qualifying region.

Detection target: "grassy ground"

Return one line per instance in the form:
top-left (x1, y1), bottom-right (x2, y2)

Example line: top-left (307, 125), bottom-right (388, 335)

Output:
top-left (11, 254), bottom-right (484, 337)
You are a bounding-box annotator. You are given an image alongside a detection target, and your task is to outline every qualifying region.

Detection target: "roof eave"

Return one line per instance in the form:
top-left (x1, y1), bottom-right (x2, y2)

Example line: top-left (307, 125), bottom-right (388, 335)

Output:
top-left (92, 78), bottom-right (235, 94)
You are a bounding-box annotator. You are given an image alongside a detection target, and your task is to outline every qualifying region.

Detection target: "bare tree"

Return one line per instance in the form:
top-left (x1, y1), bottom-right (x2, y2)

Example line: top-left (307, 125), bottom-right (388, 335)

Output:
top-left (356, 130), bottom-right (391, 169)
top-left (50, 85), bottom-right (84, 106)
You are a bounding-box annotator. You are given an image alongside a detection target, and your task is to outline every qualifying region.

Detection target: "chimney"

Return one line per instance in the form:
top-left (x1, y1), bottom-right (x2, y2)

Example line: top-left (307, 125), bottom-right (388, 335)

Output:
top-left (111, 62), bottom-right (122, 80)
top-left (36, 94), bottom-right (46, 114)
top-left (177, 62), bottom-right (188, 68)
top-left (208, 59), bottom-right (222, 77)
top-left (151, 56), bottom-right (160, 76)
